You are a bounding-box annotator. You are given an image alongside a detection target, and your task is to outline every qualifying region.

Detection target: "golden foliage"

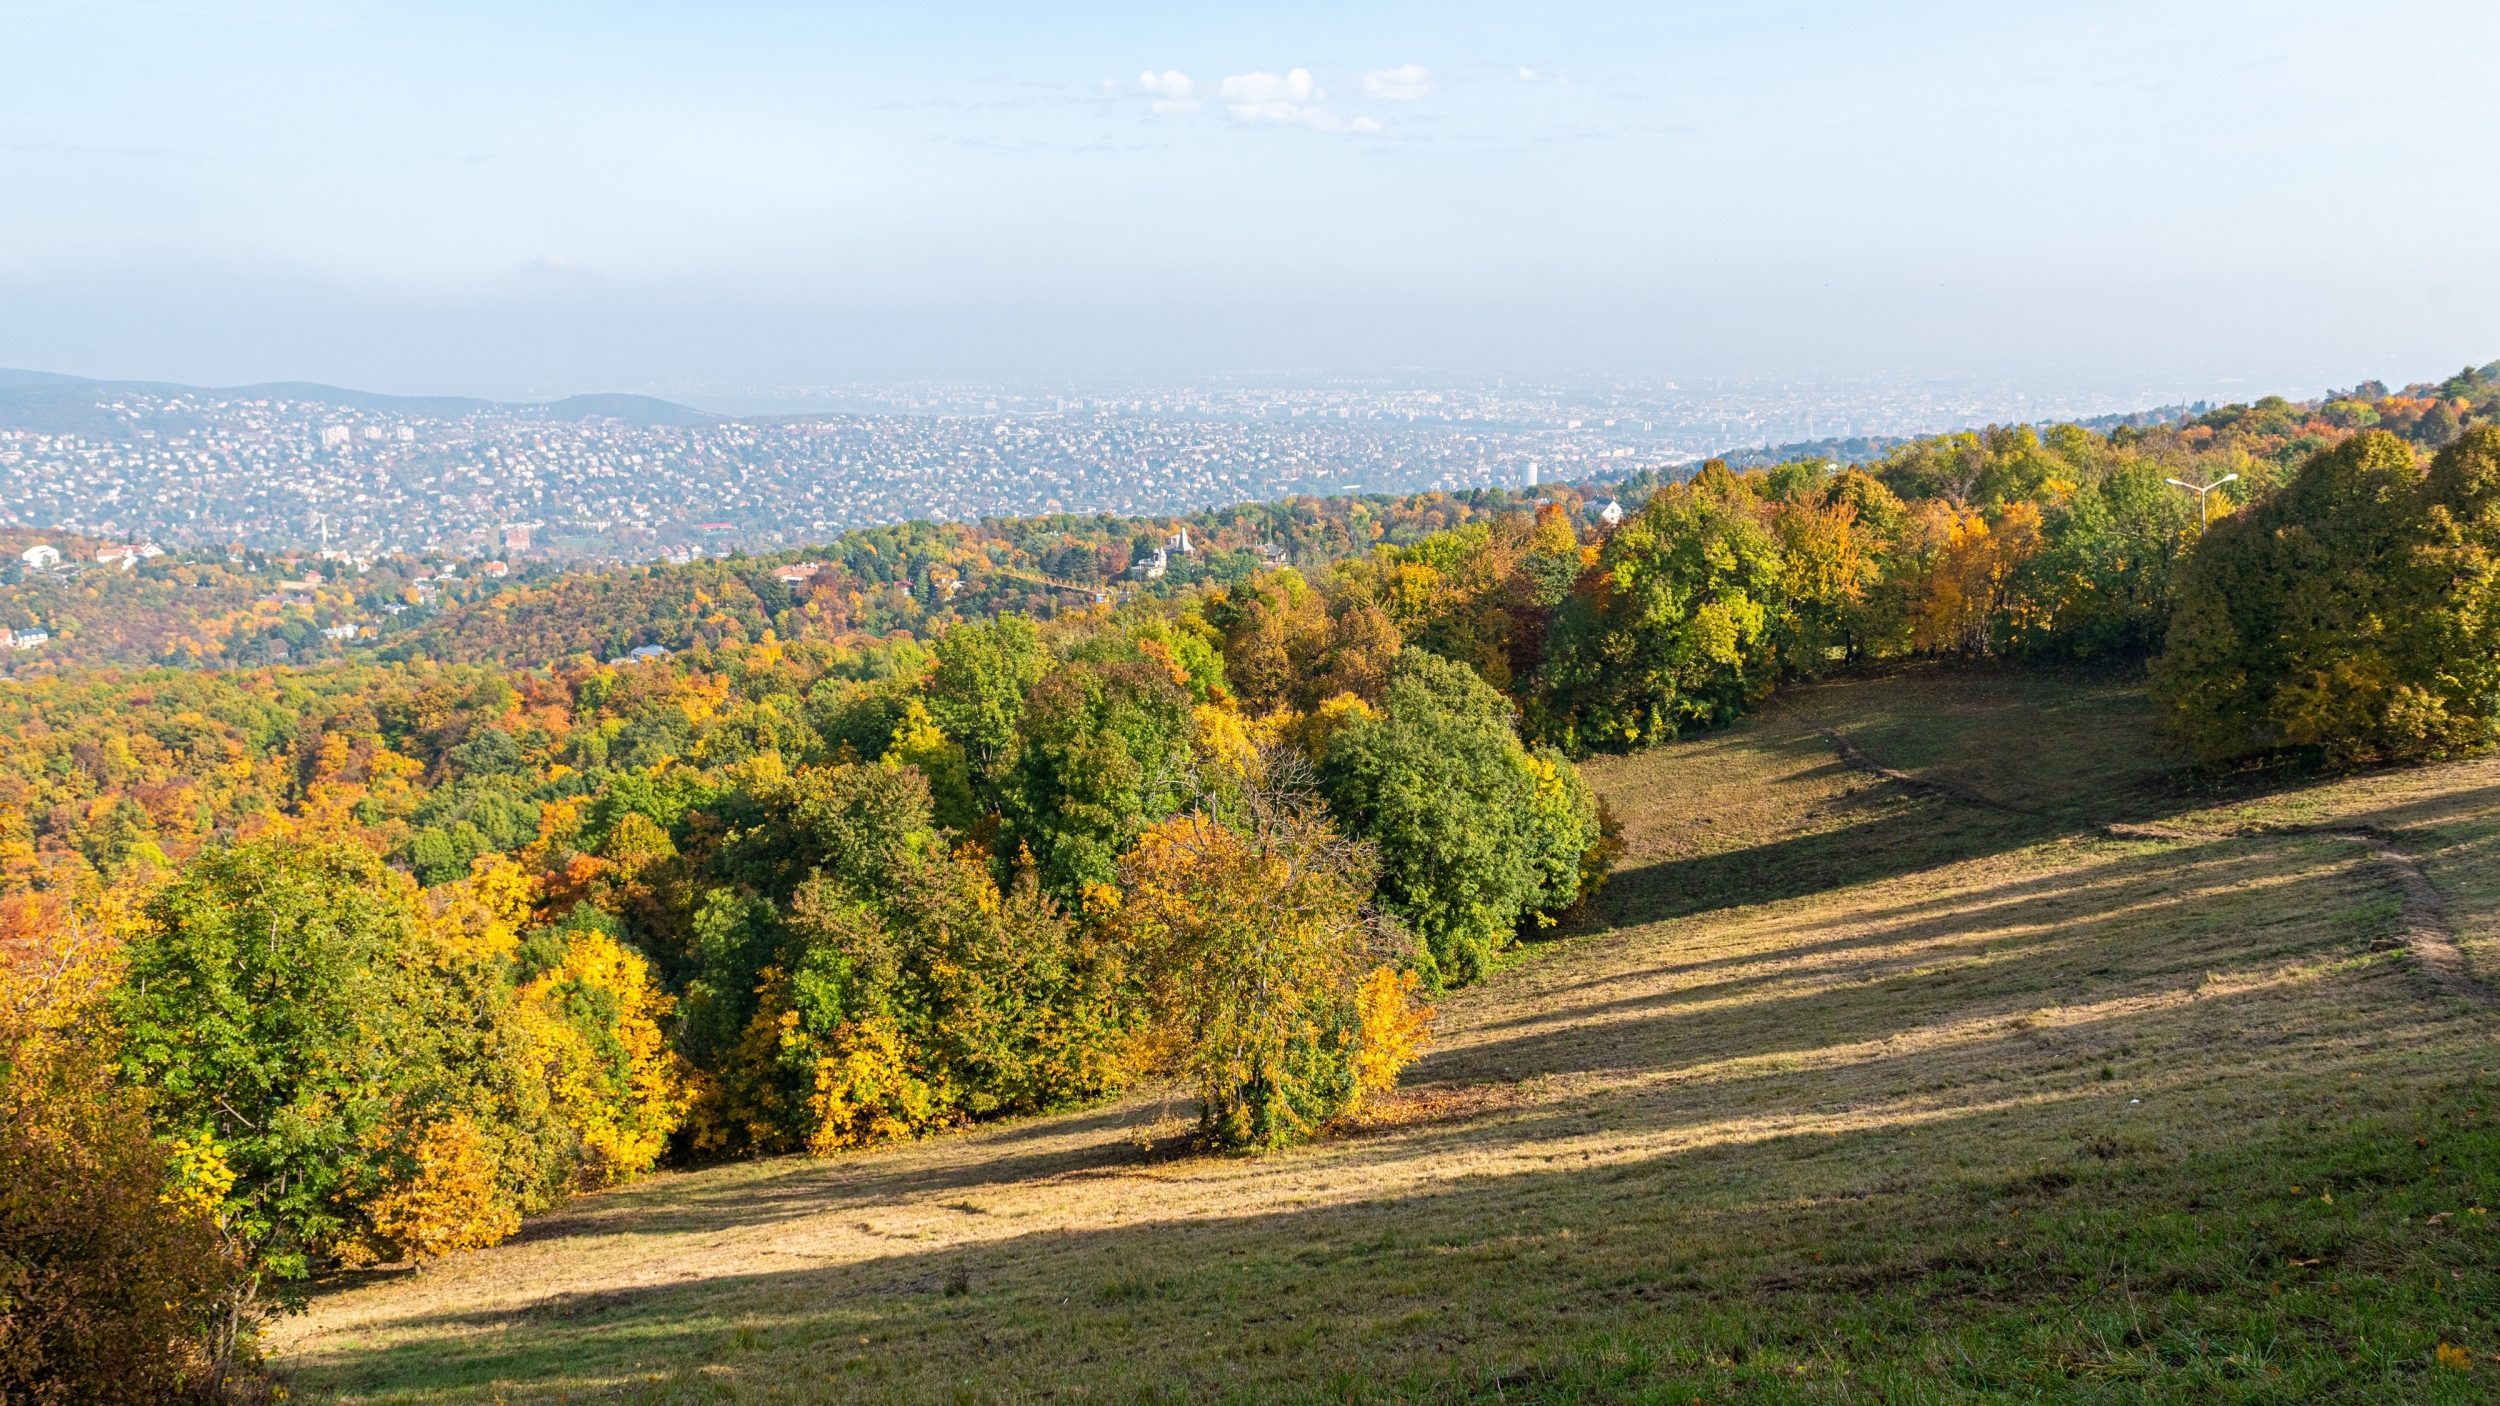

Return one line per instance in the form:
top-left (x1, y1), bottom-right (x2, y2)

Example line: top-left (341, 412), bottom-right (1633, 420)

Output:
top-left (1191, 702), bottom-right (1258, 779)
top-left (803, 1014), bottom-right (945, 1153)
top-left (1906, 501), bottom-right (2044, 655)
top-left (1351, 964), bottom-right (1433, 1105)
top-left (1279, 691), bottom-right (1377, 761)
top-left (1114, 774), bottom-right (1400, 1148)
top-left (363, 1113), bottom-right (520, 1264)
top-left (515, 926), bottom-right (689, 1186)
top-left (425, 853), bottom-right (538, 964)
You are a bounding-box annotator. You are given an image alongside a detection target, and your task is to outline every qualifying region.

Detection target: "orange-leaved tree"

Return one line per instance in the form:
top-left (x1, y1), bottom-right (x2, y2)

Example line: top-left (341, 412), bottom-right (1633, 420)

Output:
top-left (1, 896), bottom-right (243, 1403)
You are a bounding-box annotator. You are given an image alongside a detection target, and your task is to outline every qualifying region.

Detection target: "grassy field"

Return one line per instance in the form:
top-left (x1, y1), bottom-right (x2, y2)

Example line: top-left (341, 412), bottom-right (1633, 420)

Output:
top-left (272, 666), bottom-right (2500, 1404)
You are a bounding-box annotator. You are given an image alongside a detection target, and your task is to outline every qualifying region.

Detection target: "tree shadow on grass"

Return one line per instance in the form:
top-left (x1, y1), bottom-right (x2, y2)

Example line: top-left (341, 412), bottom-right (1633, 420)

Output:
top-left (281, 1002), bottom-right (2497, 1406)
top-left (1587, 793), bottom-right (2070, 929)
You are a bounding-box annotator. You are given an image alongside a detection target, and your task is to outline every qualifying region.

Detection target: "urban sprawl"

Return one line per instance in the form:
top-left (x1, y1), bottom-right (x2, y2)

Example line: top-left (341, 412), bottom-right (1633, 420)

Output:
top-left (0, 378), bottom-right (2183, 561)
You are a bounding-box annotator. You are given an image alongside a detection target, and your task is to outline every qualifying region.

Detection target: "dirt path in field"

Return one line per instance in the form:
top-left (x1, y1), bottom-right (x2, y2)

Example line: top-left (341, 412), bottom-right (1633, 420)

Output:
top-left (1805, 718), bottom-right (2495, 1006)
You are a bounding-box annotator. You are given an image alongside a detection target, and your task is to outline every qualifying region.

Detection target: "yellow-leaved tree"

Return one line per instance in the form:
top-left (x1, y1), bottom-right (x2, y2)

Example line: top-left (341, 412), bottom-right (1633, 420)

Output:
top-left (432, 853), bottom-right (690, 1189)
top-left (361, 1113), bottom-right (518, 1263)
top-left (516, 915), bottom-right (691, 1186)
top-left (1114, 749), bottom-right (1430, 1148)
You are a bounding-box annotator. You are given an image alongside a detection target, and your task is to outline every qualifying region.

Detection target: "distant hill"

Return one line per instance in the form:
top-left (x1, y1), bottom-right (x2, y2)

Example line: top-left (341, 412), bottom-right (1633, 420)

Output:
top-left (0, 369), bottom-right (715, 435)
top-left (1717, 433), bottom-right (1915, 469)
top-left (529, 393), bottom-right (719, 427)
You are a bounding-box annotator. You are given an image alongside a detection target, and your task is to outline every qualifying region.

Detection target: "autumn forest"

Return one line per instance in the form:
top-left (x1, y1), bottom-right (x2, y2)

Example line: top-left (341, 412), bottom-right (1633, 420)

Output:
top-left (6, 362), bottom-right (2500, 1402)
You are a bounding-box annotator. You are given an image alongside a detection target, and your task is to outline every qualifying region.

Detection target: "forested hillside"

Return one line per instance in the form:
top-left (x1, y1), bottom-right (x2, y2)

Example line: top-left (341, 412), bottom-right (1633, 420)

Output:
top-left (6, 362), bottom-right (2491, 676)
top-left (5, 364), bottom-right (2500, 1400)
top-left (278, 666), bottom-right (2500, 1404)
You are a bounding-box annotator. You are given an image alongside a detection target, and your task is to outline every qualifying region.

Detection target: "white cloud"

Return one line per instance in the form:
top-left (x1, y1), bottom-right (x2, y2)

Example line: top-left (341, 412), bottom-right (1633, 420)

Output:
top-left (1122, 65), bottom-right (1384, 135)
top-left (1516, 65), bottom-right (1543, 82)
top-left (1212, 68), bottom-right (1380, 134)
top-left (1360, 64), bottom-right (1436, 101)
top-left (1217, 67), bottom-right (1317, 121)
top-left (1136, 69), bottom-right (1199, 114)
top-left (1220, 66), bottom-right (1320, 109)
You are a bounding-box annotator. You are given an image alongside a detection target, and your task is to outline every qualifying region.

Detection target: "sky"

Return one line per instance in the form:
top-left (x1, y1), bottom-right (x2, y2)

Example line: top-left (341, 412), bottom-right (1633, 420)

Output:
top-left (3, 0), bottom-right (2497, 401)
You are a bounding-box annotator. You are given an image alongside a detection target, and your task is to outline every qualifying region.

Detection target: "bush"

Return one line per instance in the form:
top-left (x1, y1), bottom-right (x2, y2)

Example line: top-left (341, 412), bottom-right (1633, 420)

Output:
top-left (1, 930), bottom-right (241, 1404)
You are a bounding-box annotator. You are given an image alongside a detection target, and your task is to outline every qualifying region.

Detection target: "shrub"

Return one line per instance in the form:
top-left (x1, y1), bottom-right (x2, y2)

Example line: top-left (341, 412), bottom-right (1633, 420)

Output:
top-left (1, 922), bottom-right (240, 1404)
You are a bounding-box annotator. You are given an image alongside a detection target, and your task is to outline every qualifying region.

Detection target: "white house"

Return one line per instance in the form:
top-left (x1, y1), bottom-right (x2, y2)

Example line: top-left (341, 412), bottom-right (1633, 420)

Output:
top-left (9, 628), bottom-right (49, 651)
top-left (18, 544), bottom-right (60, 570)
top-left (1596, 499), bottom-right (1625, 528)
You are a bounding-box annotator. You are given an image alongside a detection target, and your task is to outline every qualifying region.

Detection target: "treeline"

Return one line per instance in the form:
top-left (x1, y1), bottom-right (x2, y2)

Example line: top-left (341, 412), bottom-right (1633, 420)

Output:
top-left (6, 362), bottom-right (2500, 1399)
top-left (387, 488), bottom-right (1582, 665)
top-left (0, 486), bottom-right (1583, 674)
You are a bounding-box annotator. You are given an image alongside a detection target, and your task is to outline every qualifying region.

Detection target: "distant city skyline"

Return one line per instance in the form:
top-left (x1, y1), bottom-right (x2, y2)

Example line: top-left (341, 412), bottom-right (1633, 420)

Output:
top-left (6, 1), bottom-right (2497, 397)
top-left (0, 360), bottom-right (2399, 563)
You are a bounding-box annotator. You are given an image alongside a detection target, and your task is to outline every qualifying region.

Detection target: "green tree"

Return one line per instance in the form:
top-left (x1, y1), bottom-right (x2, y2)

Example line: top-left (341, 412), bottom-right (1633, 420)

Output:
top-left (924, 614), bottom-right (1048, 785)
top-left (1002, 660), bottom-right (1195, 901)
top-left (721, 760), bottom-right (936, 902)
top-left (1534, 475), bottom-right (1787, 748)
top-left (2152, 428), bottom-right (2500, 765)
top-left (116, 838), bottom-right (425, 1289)
top-left (1320, 648), bottom-right (1585, 985)
top-left (2003, 461), bottom-right (2196, 659)
top-left (113, 835), bottom-right (553, 1303)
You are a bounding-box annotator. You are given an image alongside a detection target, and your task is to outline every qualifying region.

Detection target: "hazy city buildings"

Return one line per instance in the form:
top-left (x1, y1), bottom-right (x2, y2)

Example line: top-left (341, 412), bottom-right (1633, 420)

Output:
top-left (0, 376), bottom-right (2172, 561)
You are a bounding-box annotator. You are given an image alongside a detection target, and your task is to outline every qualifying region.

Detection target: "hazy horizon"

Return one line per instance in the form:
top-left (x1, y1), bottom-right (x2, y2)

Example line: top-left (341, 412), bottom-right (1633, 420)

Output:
top-left (7, 1), bottom-right (2497, 400)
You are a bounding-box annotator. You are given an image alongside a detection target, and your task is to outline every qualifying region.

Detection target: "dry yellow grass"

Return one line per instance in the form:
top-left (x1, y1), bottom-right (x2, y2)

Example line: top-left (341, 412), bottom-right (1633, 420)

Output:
top-left (272, 667), bottom-right (2500, 1404)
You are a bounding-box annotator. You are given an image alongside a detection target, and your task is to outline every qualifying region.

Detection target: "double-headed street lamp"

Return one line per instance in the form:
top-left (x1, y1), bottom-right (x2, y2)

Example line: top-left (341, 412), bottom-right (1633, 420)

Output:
top-left (2164, 472), bottom-right (2239, 529)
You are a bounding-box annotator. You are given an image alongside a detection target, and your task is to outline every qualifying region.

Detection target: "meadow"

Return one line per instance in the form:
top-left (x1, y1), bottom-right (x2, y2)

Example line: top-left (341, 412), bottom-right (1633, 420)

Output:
top-left (269, 666), bottom-right (2500, 1403)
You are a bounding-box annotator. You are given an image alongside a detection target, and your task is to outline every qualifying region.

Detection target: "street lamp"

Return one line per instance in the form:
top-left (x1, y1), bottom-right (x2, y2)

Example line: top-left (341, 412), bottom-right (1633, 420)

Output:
top-left (2164, 472), bottom-right (2239, 529)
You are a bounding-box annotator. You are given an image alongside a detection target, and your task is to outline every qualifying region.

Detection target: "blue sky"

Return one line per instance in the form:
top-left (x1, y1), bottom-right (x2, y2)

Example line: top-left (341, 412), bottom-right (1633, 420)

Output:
top-left (4, 0), bottom-right (2495, 398)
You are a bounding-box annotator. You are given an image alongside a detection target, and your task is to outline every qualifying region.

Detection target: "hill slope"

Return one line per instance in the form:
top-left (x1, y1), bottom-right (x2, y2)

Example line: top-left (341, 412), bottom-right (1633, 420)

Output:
top-left (273, 669), bottom-right (2500, 1404)
top-left (0, 369), bottom-right (712, 434)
